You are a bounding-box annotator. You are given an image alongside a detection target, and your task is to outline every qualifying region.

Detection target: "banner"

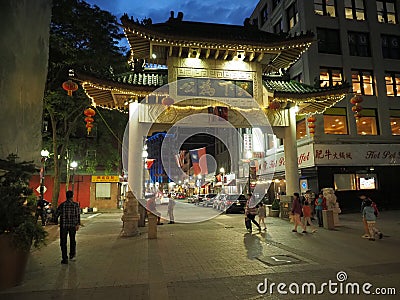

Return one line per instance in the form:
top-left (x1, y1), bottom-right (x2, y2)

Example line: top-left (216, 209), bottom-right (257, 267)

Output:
top-left (189, 147), bottom-right (208, 175)
top-left (145, 159), bottom-right (155, 170)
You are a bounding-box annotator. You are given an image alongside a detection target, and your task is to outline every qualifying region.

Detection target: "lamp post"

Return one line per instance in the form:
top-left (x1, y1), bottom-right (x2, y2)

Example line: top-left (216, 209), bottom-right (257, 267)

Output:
top-left (142, 145), bottom-right (148, 199)
top-left (219, 167), bottom-right (225, 194)
top-left (40, 149), bottom-right (50, 200)
top-left (70, 161), bottom-right (78, 196)
top-left (245, 151), bottom-right (253, 195)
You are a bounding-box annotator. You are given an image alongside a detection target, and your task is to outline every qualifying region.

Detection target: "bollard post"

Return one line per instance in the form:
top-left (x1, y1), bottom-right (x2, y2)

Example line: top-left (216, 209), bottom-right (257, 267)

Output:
top-left (147, 213), bottom-right (158, 239)
top-left (322, 210), bottom-right (334, 230)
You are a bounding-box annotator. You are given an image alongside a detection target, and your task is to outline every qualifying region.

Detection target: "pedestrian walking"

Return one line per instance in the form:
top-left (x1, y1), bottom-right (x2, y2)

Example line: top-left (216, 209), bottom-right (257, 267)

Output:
top-left (302, 200), bottom-right (317, 233)
top-left (360, 195), bottom-right (371, 238)
top-left (314, 193), bottom-right (325, 227)
top-left (291, 192), bottom-right (306, 233)
top-left (167, 194), bottom-right (175, 224)
top-left (258, 202), bottom-right (267, 230)
top-left (56, 190), bottom-right (80, 264)
top-left (245, 194), bottom-right (261, 233)
top-left (362, 198), bottom-right (383, 241)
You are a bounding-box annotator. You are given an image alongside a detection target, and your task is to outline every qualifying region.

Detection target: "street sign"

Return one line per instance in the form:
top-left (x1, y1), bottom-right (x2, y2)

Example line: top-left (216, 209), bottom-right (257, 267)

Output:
top-left (36, 185), bottom-right (47, 194)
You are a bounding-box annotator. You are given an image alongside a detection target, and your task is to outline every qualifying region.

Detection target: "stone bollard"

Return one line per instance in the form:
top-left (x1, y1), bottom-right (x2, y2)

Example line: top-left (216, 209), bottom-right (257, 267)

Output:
top-left (322, 210), bottom-right (334, 230)
top-left (121, 191), bottom-right (140, 237)
top-left (147, 213), bottom-right (158, 239)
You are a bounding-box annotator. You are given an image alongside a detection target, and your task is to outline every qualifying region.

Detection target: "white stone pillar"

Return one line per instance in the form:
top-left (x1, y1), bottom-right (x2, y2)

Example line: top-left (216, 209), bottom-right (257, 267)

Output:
top-left (283, 107), bottom-right (299, 196)
top-left (121, 102), bottom-right (142, 236)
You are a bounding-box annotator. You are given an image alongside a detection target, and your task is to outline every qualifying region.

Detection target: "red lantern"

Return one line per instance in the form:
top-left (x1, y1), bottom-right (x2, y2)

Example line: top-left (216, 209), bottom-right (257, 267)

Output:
top-left (351, 105), bottom-right (363, 113)
top-left (86, 123), bottom-right (94, 133)
top-left (307, 115), bottom-right (316, 136)
top-left (62, 80), bottom-right (78, 96)
top-left (268, 101), bottom-right (281, 110)
top-left (162, 96), bottom-right (174, 107)
top-left (84, 108), bottom-right (96, 117)
top-left (84, 108), bottom-right (96, 134)
top-left (350, 95), bottom-right (363, 105)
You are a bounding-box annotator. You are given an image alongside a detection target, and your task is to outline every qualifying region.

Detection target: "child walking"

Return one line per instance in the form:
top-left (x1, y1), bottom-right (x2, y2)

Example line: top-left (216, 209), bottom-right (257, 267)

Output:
top-left (302, 201), bottom-right (317, 233)
top-left (362, 199), bottom-right (383, 241)
top-left (258, 202), bottom-right (267, 230)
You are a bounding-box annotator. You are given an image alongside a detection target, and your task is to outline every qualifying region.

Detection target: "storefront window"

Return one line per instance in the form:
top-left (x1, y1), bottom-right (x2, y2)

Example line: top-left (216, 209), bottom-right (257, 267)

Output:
top-left (323, 108), bottom-right (348, 135)
top-left (356, 109), bottom-right (379, 135)
top-left (357, 174), bottom-right (378, 190)
top-left (334, 174), bottom-right (356, 191)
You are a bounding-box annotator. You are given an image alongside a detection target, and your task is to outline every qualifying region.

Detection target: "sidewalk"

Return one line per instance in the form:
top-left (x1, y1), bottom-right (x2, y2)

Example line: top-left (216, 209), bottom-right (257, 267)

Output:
top-left (1, 210), bottom-right (399, 299)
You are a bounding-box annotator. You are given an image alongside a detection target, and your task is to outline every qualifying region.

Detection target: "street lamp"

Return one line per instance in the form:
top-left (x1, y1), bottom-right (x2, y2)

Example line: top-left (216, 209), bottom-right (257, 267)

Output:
top-left (70, 161), bottom-right (78, 196)
top-left (40, 149), bottom-right (50, 200)
top-left (219, 167), bottom-right (225, 194)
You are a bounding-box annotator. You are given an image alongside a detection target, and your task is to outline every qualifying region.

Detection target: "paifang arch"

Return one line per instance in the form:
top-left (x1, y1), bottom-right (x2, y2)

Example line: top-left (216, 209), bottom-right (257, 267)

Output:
top-left (71, 12), bottom-right (349, 234)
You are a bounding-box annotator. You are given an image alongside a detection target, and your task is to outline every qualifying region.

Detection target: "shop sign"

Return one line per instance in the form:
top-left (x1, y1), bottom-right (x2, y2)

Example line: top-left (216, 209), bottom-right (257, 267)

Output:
top-left (314, 144), bottom-right (400, 166)
top-left (92, 175), bottom-right (119, 182)
top-left (243, 134), bottom-right (252, 152)
top-left (258, 144), bottom-right (314, 174)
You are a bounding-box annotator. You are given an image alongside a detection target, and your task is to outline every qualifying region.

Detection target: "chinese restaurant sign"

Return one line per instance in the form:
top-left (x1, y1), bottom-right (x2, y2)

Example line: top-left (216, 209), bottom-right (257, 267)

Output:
top-left (92, 175), bottom-right (119, 183)
top-left (314, 144), bottom-right (400, 166)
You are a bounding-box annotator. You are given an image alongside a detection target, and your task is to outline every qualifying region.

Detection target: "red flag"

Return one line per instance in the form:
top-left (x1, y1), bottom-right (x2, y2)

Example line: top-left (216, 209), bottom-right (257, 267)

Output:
top-left (189, 147), bottom-right (207, 175)
top-left (145, 159), bottom-right (155, 169)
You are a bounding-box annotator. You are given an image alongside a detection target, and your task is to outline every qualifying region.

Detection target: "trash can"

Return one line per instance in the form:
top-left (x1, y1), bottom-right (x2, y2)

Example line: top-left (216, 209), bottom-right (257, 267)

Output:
top-left (279, 195), bottom-right (293, 220)
top-left (322, 210), bottom-right (334, 230)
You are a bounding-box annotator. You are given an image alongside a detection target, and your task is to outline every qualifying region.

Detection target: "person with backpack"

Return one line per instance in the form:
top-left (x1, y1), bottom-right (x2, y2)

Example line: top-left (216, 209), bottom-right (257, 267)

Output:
top-left (360, 195), bottom-right (380, 238)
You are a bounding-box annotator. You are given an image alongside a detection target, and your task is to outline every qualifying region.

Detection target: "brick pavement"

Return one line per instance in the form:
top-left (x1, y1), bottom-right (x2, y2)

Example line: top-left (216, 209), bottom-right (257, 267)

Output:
top-left (1, 209), bottom-right (399, 300)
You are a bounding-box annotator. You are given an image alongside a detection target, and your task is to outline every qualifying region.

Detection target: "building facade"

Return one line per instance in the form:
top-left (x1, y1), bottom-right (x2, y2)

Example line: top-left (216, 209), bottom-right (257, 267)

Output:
top-left (250, 0), bottom-right (400, 210)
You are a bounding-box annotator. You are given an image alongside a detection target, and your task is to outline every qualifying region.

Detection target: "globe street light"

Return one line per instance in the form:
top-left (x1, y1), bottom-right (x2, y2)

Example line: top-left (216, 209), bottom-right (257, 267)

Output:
top-left (40, 149), bottom-right (50, 200)
top-left (219, 167), bottom-right (225, 194)
top-left (70, 161), bottom-right (78, 196)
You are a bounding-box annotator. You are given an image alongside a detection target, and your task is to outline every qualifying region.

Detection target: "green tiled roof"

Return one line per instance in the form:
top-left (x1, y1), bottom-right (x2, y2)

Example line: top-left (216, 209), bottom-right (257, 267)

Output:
top-left (263, 80), bottom-right (347, 96)
top-left (114, 72), bottom-right (168, 87)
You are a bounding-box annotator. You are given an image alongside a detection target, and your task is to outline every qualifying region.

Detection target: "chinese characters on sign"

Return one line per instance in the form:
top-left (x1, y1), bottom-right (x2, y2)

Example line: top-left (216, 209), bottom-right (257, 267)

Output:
top-left (91, 175), bottom-right (119, 183)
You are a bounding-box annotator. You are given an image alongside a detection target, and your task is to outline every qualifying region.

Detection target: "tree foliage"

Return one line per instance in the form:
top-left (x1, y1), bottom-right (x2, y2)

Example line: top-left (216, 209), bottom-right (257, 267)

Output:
top-left (44, 0), bottom-right (129, 207)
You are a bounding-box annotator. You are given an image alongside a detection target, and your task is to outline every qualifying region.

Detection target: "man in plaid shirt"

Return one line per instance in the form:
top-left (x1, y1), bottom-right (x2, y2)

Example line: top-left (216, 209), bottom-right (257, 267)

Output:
top-left (56, 190), bottom-right (80, 264)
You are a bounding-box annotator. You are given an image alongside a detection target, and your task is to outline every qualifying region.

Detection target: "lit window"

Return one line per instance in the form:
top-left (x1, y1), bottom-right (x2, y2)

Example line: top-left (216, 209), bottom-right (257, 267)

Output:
top-left (344, 0), bottom-right (365, 20)
top-left (296, 119), bottom-right (307, 139)
top-left (377, 0), bottom-right (398, 24)
top-left (320, 68), bottom-right (343, 87)
top-left (324, 108), bottom-right (348, 135)
top-left (356, 109), bottom-right (379, 135)
top-left (314, 0), bottom-right (336, 17)
top-left (390, 110), bottom-right (400, 135)
top-left (385, 72), bottom-right (400, 96)
top-left (287, 2), bottom-right (299, 30)
top-left (351, 70), bottom-right (374, 95)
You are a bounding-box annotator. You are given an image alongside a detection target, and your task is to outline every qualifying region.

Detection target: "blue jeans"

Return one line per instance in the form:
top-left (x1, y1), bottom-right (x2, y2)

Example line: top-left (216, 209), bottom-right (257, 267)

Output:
top-left (60, 227), bottom-right (77, 260)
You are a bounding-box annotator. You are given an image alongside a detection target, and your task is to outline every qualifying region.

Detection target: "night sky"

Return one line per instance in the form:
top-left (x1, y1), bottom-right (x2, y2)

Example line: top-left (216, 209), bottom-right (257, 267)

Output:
top-left (86, 0), bottom-right (260, 25)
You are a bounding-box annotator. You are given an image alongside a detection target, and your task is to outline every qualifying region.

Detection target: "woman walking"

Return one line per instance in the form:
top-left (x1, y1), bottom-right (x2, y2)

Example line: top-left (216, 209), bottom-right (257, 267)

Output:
top-left (291, 193), bottom-right (306, 233)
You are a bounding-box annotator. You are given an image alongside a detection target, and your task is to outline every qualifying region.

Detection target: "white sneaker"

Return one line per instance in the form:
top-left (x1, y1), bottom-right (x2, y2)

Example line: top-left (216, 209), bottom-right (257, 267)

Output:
top-left (361, 234), bottom-right (370, 239)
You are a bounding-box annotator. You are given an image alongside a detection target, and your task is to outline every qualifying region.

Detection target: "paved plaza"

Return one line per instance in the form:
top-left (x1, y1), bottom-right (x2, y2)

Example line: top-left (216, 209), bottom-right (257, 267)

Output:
top-left (1, 207), bottom-right (399, 300)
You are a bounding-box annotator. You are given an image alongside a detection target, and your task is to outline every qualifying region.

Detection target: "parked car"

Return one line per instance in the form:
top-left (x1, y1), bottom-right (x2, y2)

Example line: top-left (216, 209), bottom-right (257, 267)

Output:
top-left (212, 194), bottom-right (227, 210)
top-left (201, 193), bottom-right (217, 207)
top-left (194, 194), bottom-right (205, 205)
top-left (220, 194), bottom-right (247, 213)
